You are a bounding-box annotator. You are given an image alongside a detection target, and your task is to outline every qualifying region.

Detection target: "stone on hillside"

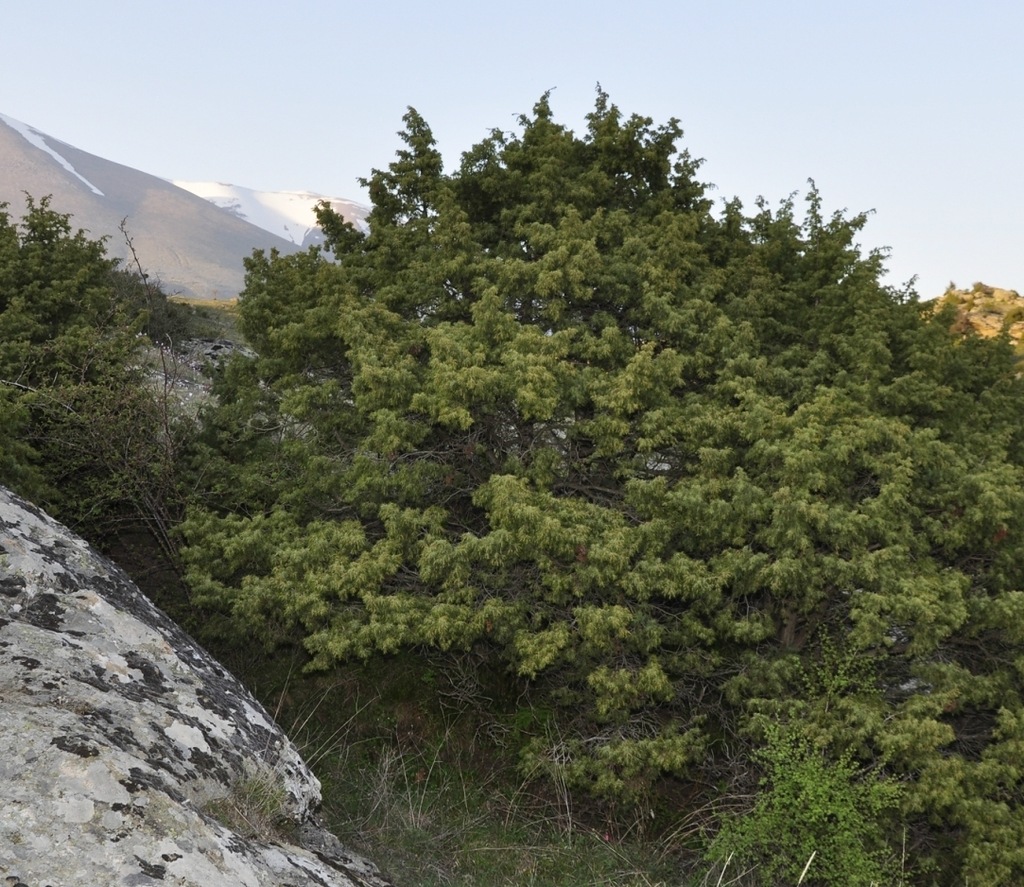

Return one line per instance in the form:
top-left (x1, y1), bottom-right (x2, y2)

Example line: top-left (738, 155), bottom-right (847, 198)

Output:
top-left (938, 282), bottom-right (1024, 344)
top-left (0, 486), bottom-right (393, 887)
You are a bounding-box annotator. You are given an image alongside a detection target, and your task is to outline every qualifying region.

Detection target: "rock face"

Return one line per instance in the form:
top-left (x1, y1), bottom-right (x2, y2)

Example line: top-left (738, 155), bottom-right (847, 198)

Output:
top-left (0, 486), bottom-right (393, 886)
top-left (937, 283), bottom-right (1024, 346)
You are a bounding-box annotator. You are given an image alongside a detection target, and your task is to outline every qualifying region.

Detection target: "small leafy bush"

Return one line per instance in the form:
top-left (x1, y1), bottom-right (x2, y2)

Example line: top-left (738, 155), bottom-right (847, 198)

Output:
top-left (707, 723), bottom-right (901, 887)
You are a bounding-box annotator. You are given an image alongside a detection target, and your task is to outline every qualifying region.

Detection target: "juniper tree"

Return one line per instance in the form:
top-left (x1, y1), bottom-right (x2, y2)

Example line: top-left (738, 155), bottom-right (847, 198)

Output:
top-left (181, 91), bottom-right (1024, 883)
top-left (0, 196), bottom-right (193, 558)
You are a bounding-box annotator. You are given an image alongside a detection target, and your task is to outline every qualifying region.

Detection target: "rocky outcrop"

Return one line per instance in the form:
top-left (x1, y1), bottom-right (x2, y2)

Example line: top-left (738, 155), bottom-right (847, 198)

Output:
top-left (0, 486), bottom-right (392, 886)
top-left (937, 282), bottom-right (1024, 346)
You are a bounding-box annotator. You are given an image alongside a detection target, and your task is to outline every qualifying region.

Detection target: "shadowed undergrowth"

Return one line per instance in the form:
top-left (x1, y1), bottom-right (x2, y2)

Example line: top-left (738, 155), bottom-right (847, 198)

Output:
top-left (235, 650), bottom-right (689, 887)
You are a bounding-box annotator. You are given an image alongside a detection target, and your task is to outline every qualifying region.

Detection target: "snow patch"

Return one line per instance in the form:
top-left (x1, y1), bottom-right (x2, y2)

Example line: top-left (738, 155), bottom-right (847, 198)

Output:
top-left (0, 112), bottom-right (105, 196)
top-left (173, 180), bottom-right (368, 245)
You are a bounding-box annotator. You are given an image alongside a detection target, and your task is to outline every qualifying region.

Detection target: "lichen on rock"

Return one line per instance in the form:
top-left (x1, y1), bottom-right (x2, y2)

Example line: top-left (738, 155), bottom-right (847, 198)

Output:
top-left (0, 486), bottom-right (393, 886)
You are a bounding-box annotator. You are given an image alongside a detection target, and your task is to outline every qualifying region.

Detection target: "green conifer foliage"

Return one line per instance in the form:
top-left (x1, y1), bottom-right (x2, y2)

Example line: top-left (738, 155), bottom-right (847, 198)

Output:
top-left (0, 197), bottom-right (192, 555)
top-left (181, 91), bottom-right (1024, 882)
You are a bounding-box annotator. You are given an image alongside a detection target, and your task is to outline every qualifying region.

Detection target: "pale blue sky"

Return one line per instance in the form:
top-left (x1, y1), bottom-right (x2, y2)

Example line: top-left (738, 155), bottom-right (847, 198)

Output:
top-left (3, 1), bottom-right (1020, 298)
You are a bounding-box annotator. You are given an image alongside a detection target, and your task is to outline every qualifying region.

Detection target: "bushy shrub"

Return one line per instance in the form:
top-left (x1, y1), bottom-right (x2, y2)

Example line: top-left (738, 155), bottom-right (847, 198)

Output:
top-left (178, 92), bottom-right (1024, 881)
top-left (707, 723), bottom-right (901, 886)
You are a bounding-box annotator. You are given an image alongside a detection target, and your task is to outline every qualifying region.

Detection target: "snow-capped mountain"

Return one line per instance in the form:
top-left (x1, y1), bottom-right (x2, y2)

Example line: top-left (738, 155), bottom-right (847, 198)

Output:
top-left (0, 112), bottom-right (366, 299)
top-left (173, 181), bottom-right (368, 249)
top-left (0, 112), bottom-right (107, 196)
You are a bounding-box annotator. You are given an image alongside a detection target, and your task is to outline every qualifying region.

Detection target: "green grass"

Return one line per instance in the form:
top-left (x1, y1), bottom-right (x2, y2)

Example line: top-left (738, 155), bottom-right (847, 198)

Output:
top-left (167, 294), bottom-right (243, 342)
top-left (232, 652), bottom-right (688, 887)
top-left (315, 731), bottom-right (683, 886)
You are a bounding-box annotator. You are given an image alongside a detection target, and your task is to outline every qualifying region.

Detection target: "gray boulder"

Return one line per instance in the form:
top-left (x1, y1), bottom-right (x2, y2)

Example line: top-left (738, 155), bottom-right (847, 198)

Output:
top-left (0, 486), bottom-right (392, 886)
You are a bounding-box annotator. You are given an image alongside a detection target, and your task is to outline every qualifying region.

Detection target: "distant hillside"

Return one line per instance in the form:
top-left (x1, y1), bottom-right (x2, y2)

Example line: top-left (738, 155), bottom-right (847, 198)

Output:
top-left (935, 282), bottom-right (1024, 352)
top-left (0, 113), bottom-right (365, 299)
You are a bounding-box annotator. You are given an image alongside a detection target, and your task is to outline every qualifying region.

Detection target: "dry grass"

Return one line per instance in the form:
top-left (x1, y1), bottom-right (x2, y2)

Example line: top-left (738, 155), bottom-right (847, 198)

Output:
top-left (202, 760), bottom-right (298, 843)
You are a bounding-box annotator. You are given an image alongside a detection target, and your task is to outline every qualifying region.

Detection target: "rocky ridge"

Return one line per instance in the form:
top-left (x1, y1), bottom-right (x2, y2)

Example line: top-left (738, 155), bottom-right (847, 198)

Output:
top-left (0, 485), bottom-right (392, 886)
top-left (937, 282), bottom-right (1024, 348)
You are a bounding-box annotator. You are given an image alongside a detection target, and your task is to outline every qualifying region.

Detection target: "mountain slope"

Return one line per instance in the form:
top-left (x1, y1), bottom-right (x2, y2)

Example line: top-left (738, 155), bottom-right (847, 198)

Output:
top-left (0, 113), bottom-right (302, 298)
top-left (174, 180), bottom-right (368, 249)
